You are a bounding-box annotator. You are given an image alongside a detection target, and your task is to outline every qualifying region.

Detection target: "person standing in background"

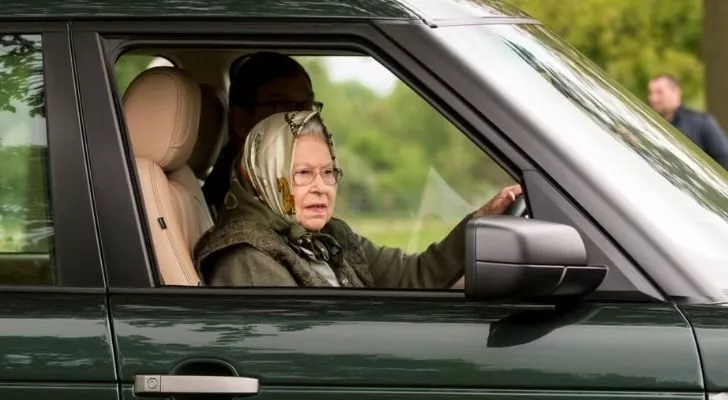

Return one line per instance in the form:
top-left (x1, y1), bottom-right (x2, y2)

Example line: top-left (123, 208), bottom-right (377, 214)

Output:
top-left (648, 73), bottom-right (728, 169)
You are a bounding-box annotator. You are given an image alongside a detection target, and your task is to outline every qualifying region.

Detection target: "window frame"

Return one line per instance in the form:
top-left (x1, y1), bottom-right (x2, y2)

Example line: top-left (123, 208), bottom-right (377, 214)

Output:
top-left (0, 23), bottom-right (105, 289)
top-left (71, 19), bottom-right (663, 302)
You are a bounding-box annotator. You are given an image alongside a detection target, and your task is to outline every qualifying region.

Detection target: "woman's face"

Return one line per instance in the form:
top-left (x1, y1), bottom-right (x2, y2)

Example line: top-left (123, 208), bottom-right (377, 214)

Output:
top-left (291, 135), bottom-right (338, 231)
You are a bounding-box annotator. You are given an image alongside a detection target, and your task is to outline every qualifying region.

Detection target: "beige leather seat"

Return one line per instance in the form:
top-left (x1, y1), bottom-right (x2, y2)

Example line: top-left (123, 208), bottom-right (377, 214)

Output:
top-left (188, 83), bottom-right (228, 181)
top-left (123, 66), bottom-right (213, 286)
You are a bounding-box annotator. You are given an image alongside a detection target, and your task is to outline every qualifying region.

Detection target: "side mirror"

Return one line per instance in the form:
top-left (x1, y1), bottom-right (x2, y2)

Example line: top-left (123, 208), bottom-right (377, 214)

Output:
top-left (464, 216), bottom-right (607, 302)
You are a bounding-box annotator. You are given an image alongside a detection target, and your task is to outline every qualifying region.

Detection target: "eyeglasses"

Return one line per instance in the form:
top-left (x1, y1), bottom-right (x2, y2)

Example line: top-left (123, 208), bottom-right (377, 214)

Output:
top-left (253, 100), bottom-right (324, 113)
top-left (292, 167), bottom-right (343, 186)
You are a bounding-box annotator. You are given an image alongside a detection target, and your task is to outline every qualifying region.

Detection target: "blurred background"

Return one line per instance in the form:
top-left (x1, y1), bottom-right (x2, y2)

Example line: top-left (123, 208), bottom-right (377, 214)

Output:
top-left (510, 0), bottom-right (706, 110)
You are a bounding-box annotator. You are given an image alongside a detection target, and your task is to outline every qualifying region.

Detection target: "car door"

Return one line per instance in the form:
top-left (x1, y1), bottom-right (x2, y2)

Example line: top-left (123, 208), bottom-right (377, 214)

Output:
top-left (0, 23), bottom-right (117, 400)
top-left (105, 295), bottom-right (702, 400)
top-left (72, 19), bottom-right (704, 400)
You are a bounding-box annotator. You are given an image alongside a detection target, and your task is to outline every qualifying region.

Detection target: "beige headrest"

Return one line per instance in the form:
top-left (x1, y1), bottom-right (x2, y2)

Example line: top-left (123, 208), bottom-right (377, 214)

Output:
top-left (188, 83), bottom-right (227, 179)
top-left (124, 67), bottom-right (201, 171)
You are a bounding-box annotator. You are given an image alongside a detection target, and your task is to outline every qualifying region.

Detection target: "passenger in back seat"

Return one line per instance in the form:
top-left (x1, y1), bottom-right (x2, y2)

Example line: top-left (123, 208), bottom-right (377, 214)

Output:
top-left (203, 52), bottom-right (320, 215)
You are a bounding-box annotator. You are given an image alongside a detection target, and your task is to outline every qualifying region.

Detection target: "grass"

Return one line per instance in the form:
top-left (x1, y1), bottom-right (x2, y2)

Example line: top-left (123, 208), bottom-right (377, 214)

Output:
top-left (0, 222), bottom-right (26, 252)
top-left (344, 216), bottom-right (456, 253)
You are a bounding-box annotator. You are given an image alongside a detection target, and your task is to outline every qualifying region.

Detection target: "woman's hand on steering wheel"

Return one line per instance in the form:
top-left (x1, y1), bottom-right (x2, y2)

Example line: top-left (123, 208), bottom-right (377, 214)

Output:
top-left (474, 184), bottom-right (523, 218)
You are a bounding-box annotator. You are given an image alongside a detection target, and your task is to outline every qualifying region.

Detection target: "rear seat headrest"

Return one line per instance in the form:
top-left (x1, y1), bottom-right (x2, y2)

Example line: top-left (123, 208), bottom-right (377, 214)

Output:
top-left (123, 66), bottom-right (201, 171)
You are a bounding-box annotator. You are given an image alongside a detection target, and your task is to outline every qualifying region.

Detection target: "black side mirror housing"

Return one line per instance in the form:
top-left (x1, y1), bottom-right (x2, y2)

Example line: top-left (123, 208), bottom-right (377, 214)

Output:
top-left (465, 216), bottom-right (607, 302)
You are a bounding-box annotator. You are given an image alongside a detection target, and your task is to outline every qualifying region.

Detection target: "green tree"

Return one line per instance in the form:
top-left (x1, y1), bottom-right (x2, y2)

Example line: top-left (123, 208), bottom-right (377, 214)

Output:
top-left (506, 0), bottom-right (704, 109)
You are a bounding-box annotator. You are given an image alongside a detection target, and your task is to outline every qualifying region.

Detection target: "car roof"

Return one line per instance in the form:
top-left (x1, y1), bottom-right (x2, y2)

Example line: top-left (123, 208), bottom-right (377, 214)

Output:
top-left (2, 0), bottom-right (531, 21)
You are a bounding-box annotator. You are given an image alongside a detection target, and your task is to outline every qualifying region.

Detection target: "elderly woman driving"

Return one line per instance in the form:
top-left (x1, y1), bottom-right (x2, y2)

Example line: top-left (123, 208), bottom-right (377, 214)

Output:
top-left (194, 111), bottom-right (521, 288)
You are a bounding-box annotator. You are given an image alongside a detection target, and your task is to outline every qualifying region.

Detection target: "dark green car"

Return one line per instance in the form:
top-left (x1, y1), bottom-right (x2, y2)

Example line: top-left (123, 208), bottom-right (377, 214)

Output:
top-left (1, 0), bottom-right (728, 399)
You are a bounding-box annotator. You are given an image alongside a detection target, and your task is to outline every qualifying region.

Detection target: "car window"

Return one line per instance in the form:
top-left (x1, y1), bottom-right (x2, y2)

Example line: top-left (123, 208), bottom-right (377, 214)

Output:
top-left (112, 49), bottom-right (514, 289)
top-left (0, 34), bottom-right (55, 285)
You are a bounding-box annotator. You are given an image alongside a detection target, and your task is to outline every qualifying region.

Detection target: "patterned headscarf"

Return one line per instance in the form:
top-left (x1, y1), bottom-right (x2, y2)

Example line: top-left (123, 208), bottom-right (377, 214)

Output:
top-left (200, 111), bottom-right (371, 285)
top-left (236, 111), bottom-right (338, 222)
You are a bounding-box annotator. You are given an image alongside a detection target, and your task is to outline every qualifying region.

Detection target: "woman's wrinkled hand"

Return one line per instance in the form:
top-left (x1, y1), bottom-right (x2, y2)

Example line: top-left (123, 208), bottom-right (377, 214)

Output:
top-left (474, 184), bottom-right (523, 217)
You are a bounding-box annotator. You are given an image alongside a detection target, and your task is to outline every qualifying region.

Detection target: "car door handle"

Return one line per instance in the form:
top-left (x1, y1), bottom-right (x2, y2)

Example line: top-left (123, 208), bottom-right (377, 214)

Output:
top-left (134, 374), bottom-right (260, 396)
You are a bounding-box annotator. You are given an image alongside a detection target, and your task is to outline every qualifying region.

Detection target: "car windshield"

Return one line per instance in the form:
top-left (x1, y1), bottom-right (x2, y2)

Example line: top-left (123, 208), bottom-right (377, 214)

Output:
top-left (431, 23), bottom-right (728, 293)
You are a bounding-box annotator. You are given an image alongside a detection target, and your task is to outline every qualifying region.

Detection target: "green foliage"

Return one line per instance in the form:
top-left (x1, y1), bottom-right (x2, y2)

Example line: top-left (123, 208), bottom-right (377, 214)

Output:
top-left (0, 35), bottom-right (44, 118)
top-left (505, 0), bottom-right (705, 109)
top-left (115, 55), bottom-right (157, 95)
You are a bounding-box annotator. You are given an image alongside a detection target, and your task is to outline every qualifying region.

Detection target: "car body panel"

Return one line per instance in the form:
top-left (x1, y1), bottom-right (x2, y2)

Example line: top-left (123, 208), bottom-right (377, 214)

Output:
top-left (0, 385), bottom-right (118, 400)
top-left (0, 293), bottom-right (115, 381)
top-left (680, 304), bottom-right (728, 392)
top-left (111, 294), bottom-right (702, 392)
top-left (0, 293), bottom-right (117, 396)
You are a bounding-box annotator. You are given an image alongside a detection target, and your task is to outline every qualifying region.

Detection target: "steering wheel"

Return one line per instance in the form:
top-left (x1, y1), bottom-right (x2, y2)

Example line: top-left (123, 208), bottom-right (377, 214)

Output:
top-left (504, 193), bottom-right (528, 217)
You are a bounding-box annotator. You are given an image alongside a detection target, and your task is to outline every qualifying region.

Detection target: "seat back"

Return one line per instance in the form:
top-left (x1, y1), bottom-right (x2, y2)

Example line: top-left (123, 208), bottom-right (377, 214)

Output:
top-left (188, 83), bottom-right (228, 180)
top-left (124, 66), bottom-right (212, 286)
